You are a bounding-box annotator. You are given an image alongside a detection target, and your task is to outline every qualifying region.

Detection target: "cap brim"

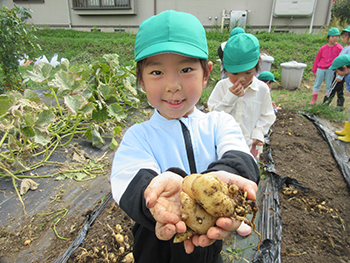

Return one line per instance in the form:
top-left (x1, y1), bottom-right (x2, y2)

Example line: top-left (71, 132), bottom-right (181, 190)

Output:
top-left (135, 42), bottom-right (208, 62)
top-left (224, 59), bottom-right (259, 73)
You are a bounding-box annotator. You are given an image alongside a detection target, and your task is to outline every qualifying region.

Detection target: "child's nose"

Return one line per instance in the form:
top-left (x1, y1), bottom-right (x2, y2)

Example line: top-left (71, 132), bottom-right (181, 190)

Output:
top-left (165, 75), bottom-right (182, 93)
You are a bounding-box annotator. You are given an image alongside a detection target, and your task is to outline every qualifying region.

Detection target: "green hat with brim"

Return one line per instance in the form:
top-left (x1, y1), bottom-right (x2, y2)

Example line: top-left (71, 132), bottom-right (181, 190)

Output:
top-left (134, 10), bottom-right (208, 62)
top-left (342, 26), bottom-right (350, 33)
top-left (329, 54), bottom-right (350, 70)
top-left (223, 33), bottom-right (260, 73)
top-left (230, 27), bottom-right (245, 37)
top-left (258, 71), bottom-right (276, 82)
top-left (327, 27), bottom-right (340, 36)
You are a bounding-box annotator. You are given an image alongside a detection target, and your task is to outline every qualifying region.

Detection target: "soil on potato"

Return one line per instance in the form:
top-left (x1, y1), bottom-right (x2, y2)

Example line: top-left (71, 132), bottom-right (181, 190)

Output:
top-left (1, 108), bottom-right (350, 263)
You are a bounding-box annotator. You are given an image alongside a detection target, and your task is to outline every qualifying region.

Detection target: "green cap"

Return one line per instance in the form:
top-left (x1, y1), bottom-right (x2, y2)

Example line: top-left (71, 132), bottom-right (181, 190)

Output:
top-left (134, 10), bottom-right (208, 62)
top-left (342, 26), bottom-right (350, 33)
top-left (327, 27), bottom-right (340, 36)
top-left (223, 33), bottom-right (260, 73)
top-left (329, 54), bottom-right (350, 70)
top-left (258, 71), bottom-right (276, 82)
top-left (230, 27), bottom-right (245, 37)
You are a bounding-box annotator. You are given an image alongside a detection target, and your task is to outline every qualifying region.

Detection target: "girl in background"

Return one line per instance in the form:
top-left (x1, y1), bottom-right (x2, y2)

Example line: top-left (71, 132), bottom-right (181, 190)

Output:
top-left (309, 27), bottom-right (342, 105)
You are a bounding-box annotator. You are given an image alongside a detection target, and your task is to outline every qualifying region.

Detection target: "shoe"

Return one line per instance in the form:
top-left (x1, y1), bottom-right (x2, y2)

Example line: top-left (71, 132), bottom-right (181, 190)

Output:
top-left (334, 106), bottom-right (344, 112)
top-left (308, 92), bottom-right (319, 105)
top-left (236, 222), bottom-right (252, 237)
top-left (335, 122), bottom-right (350, 136)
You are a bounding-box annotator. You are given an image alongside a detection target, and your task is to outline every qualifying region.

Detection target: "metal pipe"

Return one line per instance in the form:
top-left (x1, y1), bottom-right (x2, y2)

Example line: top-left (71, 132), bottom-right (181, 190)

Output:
top-left (66, 0), bottom-right (72, 29)
top-left (154, 0), bottom-right (156, 15)
top-left (269, 0), bottom-right (277, 33)
top-left (308, 0), bottom-right (318, 34)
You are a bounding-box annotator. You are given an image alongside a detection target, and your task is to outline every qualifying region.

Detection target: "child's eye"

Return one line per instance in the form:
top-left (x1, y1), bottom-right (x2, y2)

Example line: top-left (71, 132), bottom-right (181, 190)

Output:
top-left (181, 67), bottom-right (192, 73)
top-left (151, 70), bottom-right (162, 75)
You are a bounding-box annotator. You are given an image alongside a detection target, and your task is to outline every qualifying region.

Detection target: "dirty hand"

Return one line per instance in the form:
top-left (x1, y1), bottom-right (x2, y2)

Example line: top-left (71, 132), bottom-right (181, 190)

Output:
top-left (144, 171), bottom-right (186, 241)
top-left (229, 80), bottom-right (246, 97)
top-left (183, 170), bottom-right (258, 254)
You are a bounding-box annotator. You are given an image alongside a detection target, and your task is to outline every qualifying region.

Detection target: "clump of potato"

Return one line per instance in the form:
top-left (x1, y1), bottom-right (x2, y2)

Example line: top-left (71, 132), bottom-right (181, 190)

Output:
top-left (174, 173), bottom-right (258, 243)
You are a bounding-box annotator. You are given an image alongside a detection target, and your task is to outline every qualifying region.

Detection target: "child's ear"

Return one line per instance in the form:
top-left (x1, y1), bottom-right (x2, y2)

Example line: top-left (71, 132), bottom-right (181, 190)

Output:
top-left (204, 61), bottom-right (213, 81)
top-left (136, 69), bottom-right (146, 91)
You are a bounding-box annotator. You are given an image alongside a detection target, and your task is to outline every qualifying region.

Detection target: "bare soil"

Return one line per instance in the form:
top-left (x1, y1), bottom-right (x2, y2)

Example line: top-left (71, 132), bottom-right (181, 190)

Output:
top-left (269, 109), bottom-right (350, 263)
top-left (1, 108), bottom-right (350, 263)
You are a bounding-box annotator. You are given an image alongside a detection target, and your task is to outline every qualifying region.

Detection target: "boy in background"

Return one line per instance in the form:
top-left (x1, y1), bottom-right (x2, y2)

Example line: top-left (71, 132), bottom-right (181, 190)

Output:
top-left (258, 71), bottom-right (282, 115)
top-left (330, 55), bottom-right (350, 142)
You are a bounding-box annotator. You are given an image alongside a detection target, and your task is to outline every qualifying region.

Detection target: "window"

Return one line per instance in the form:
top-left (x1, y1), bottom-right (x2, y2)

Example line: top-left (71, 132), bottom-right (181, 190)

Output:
top-left (13, 0), bottom-right (44, 2)
top-left (73, 0), bottom-right (130, 9)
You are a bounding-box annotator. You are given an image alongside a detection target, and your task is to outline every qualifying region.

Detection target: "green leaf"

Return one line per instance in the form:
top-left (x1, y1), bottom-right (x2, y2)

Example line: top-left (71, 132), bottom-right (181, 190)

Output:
top-left (110, 137), bottom-right (119, 150)
top-left (21, 125), bottom-right (35, 137)
top-left (60, 58), bottom-right (69, 71)
top-left (91, 125), bottom-right (105, 146)
top-left (24, 63), bottom-right (52, 82)
top-left (80, 103), bottom-right (94, 114)
top-left (74, 173), bottom-right (87, 181)
top-left (36, 109), bottom-right (55, 127)
top-left (113, 126), bottom-right (122, 136)
top-left (24, 113), bottom-right (35, 126)
top-left (64, 95), bottom-right (87, 114)
top-left (24, 89), bottom-right (41, 103)
top-left (107, 102), bottom-right (122, 117)
top-left (99, 83), bottom-right (116, 99)
top-left (100, 63), bottom-right (110, 73)
top-left (0, 96), bottom-right (12, 116)
top-left (92, 106), bottom-right (108, 123)
top-left (34, 128), bottom-right (51, 146)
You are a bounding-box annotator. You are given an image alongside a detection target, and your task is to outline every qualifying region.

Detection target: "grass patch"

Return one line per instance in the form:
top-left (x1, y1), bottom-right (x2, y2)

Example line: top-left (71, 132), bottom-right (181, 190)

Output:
top-left (16, 27), bottom-right (350, 124)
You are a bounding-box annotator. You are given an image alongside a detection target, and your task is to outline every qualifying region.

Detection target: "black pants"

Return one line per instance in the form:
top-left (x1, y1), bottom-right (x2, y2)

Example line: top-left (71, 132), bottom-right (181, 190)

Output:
top-left (323, 72), bottom-right (345, 107)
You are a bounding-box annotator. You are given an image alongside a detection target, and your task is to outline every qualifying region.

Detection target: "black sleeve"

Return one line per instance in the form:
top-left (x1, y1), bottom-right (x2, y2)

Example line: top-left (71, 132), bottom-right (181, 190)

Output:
top-left (119, 167), bottom-right (188, 232)
top-left (218, 45), bottom-right (224, 61)
top-left (203, 150), bottom-right (260, 185)
top-left (119, 168), bottom-right (157, 232)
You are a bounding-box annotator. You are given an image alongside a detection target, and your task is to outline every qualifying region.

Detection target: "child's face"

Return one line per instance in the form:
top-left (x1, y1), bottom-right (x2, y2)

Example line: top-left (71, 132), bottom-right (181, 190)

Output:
top-left (335, 67), bottom-right (348, 77)
top-left (139, 53), bottom-right (209, 120)
top-left (266, 81), bottom-right (273, 89)
top-left (227, 68), bottom-right (256, 89)
top-left (342, 34), bottom-right (350, 45)
top-left (328, 35), bottom-right (340, 45)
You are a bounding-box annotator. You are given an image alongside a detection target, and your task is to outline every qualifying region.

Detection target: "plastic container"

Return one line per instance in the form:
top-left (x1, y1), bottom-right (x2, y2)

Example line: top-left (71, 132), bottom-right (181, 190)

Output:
top-left (259, 53), bottom-right (274, 73)
top-left (280, 61), bottom-right (307, 90)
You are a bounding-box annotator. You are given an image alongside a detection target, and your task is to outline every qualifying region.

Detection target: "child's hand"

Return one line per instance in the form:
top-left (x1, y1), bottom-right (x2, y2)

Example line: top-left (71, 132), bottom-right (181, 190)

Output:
top-left (183, 171), bottom-right (258, 254)
top-left (252, 139), bottom-right (264, 147)
top-left (229, 80), bottom-right (246, 97)
top-left (144, 171), bottom-right (186, 241)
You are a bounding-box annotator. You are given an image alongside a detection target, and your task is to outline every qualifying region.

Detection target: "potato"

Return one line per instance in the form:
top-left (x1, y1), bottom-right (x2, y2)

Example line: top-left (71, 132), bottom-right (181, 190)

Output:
top-left (191, 173), bottom-right (235, 217)
top-left (181, 173), bottom-right (200, 199)
top-left (179, 191), bottom-right (217, 234)
top-left (174, 173), bottom-right (258, 244)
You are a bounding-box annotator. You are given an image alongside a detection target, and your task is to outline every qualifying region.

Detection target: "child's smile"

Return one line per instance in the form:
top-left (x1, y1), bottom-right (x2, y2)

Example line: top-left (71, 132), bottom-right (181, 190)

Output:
top-left (140, 53), bottom-right (208, 120)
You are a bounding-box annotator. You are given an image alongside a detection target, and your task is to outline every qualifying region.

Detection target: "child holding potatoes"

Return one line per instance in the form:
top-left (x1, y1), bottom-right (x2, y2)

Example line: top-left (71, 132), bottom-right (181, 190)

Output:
top-left (110, 10), bottom-right (260, 263)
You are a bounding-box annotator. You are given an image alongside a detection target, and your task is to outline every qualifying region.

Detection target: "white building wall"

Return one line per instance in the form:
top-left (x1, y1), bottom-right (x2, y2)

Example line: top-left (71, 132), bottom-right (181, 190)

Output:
top-left (2, 0), bottom-right (333, 33)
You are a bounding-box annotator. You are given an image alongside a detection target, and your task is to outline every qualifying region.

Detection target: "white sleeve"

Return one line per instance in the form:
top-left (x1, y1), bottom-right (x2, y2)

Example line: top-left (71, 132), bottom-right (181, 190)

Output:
top-left (208, 80), bottom-right (239, 113)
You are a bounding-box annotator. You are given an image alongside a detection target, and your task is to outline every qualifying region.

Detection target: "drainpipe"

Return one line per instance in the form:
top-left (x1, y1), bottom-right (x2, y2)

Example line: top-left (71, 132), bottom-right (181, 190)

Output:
top-left (154, 0), bottom-right (156, 15)
top-left (325, 0), bottom-right (333, 26)
top-left (308, 0), bottom-right (318, 34)
top-left (66, 0), bottom-right (72, 29)
top-left (268, 0), bottom-right (277, 33)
